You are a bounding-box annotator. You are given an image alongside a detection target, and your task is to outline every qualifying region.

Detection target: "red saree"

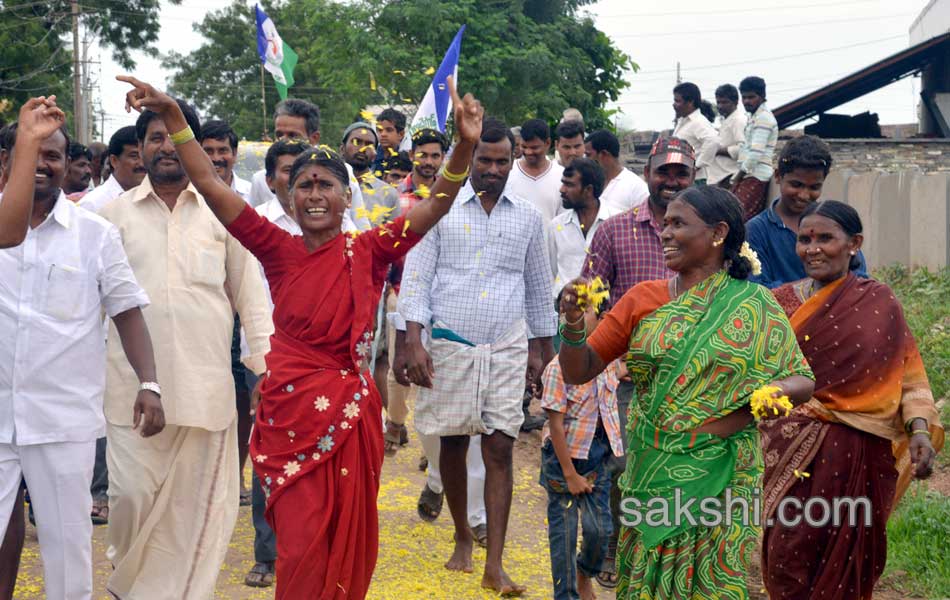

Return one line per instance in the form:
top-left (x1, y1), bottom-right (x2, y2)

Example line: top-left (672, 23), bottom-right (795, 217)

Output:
top-left (761, 274), bottom-right (943, 600)
top-left (227, 205), bottom-right (420, 599)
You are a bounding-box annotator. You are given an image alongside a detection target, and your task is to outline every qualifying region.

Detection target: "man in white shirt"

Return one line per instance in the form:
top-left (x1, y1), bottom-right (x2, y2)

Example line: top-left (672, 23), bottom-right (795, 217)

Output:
top-left (548, 157), bottom-right (611, 294)
top-left (708, 84), bottom-right (747, 187)
top-left (0, 110), bottom-right (163, 600)
top-left (505, 119), bottom-right (563, 223)
top-left (554, 118), bottom-right (586, 169)
top-left (247, 99), bottom-right (361, 231)
top-left (80, 126), bottom-right (147, 214)
top-left (672, 82), bottom-right (718, 184)
top-left (199, 119), bottom-right (251, 202)
top-left (97, 100), bottom-right (272, 599)
top-left (583, 129), bottom-right (648, 214)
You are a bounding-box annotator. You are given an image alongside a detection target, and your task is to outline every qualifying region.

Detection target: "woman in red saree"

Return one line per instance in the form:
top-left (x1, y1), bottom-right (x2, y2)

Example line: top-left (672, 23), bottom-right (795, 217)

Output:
top-left (117, 75), bottom-right (484, 599)
top-left (762, 200), bottom-right (943, 600)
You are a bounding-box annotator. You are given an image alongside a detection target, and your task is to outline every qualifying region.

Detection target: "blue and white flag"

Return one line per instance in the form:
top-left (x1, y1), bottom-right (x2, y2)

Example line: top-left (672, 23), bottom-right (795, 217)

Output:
top-left (401, 25), bottom-right (465, 150)
top-left (255, 4), bottom-right (298, 100)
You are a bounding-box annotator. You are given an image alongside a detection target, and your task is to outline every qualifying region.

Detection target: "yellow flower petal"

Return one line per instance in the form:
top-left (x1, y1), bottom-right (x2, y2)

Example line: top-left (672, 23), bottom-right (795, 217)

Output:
top-left (424, 66), bottom-right (435, 75)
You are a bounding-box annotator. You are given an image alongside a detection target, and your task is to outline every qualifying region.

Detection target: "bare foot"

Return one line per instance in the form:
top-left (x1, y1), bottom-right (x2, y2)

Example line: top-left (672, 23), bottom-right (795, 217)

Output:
top-left (444, 537), bottom-right (474, 573)
top-left (578, 572), bottom-right (597, 600)
top-left (481, 568), bottom-right (527, 597)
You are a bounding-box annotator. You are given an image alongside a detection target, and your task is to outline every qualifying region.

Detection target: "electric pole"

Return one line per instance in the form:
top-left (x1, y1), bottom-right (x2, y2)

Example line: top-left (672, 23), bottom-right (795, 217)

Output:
top-left (676, 61), bottom-right (681, 84)
top-left (71, 0), bottom-right (85, 144)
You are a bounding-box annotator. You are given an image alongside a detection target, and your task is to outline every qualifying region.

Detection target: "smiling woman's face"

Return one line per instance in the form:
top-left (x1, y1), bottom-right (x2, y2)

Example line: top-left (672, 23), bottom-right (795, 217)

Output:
top-left (290, 164), bottom-right (350, 236)
top-left (796, 213), bottom-right (861, 284)
top-left (660, 198), bottom-right (724, 272)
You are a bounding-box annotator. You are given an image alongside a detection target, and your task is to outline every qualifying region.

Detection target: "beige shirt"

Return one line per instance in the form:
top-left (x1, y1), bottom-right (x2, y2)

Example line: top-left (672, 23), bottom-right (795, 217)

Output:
top-left (97, 176), bottom-right (273, 431)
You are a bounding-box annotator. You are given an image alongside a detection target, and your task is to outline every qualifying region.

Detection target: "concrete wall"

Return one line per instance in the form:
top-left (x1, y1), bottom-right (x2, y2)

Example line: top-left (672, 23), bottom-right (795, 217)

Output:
top-left (822, 169), bottom-right (950, 271)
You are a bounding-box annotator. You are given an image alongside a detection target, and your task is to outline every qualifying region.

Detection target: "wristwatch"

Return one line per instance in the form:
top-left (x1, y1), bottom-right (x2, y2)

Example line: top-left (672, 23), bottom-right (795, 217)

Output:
top-left (139, 381), bottom-right (162, 397)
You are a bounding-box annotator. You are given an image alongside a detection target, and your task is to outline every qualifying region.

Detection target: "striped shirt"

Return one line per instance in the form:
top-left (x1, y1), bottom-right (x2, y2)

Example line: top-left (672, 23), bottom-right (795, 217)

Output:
top-left (540, 359), bottom-right (624, 459)
top-left (738, 103), bottom-right (778, 182)
top-left (398, 191), bottom-right (556, 344)
top-left (582, 201), bottom-right (673, 307)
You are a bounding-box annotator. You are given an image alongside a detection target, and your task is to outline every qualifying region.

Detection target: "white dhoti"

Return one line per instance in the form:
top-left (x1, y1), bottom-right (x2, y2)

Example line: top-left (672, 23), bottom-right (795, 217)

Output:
top-left (415, 320), bottom-right (528, 439)
top-left (105, 420), bottom-right (239, 600)
top-left (0, 439), bottom-right (96, 600)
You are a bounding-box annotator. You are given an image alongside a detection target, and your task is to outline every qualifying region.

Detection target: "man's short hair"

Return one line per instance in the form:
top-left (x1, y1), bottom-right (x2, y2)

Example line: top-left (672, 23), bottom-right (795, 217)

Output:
top-left (108, 126), bottom-right (139, 157)
top-left (555, 119), bottom-right (585, 141)
top-left (2, 122), bottom-right (71, 153)
top-left (265, 138), bottom-right (311, 179)
top-left (739, 76), bottom-right (767, 98)
top-left (479, 117), bottom-right (515, 148)
top-left (520, 119), bottom-right (549, 143)
top-left (564, 157), bottom-right (605, 199)
top-left (673, 82), bottom-right (701, 108)
top-left (68, 142), bottom-right (93, 162)
top-left (584, 130), bottom-right (620, 158)
top-left (777, 135), bottom-right (832, 177)
top-left (199, 119), bottom-right (238, 151)
top-left (715, 84), bottom-right (739, 103)
top-left (381, 150), bottom-right (413, 174)
top-left (274, 98), bottom-right (320, 135)
top-left (411, 128), bottom-right (449, 152)
top-left (377, 107), bottom-right (406, 131)
top-left (136, 98), bottom-right (201, 142)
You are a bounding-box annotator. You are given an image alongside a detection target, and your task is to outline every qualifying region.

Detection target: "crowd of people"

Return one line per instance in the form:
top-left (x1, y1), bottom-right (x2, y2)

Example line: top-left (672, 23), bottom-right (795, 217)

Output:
top-left (0, 69), bottom-right (943, 600)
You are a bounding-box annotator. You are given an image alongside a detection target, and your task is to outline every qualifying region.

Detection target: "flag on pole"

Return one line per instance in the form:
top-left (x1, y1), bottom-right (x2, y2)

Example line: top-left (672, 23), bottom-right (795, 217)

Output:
top-left (255, 4), bottom-right (298, 100)
top-left (400, 25), bottom-right (465, 150)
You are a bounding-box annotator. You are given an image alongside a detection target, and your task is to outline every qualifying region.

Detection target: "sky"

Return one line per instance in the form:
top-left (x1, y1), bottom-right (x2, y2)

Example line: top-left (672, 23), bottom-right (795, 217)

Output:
top-left (96, 0), bottom-right (934, 140)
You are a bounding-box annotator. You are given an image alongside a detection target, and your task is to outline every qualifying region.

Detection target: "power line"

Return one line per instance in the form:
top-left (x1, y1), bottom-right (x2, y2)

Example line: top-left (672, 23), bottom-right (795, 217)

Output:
top-left (595, 0), bottom-right (887, 18)
top-left (631, 34), bottom-right (905, 77)
top-left (609, 13), bottom-right (912, 39)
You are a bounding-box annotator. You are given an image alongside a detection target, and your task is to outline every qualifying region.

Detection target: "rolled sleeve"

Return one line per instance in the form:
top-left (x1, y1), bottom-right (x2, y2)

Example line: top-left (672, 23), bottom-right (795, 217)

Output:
top-left (524, 215), bottom-right (557, 338)
top-left (226, 232), bottom-right (273, 375)
top-left (398, 225), bottom-right (439, 328)
top-left (99, 224), bottom-right (149, 317)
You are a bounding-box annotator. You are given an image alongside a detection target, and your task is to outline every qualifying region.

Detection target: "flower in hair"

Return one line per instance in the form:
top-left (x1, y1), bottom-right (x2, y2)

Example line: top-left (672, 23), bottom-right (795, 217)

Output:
top-left (739, 242), bottom-right (762, 276)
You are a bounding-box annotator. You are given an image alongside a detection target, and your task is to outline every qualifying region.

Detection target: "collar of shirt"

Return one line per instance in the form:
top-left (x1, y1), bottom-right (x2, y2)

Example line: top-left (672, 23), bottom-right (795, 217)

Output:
top-left (752, 102), bottom-right (770, 119)
top-left (131, 175), bottom-right (200, 205)
top-left (231, 173), bottom-right (252, 199)
top-left (563, 199), bottom-right (613, 228)
top-left (461, 189), bottom-right (514, 208)
top-left (34, 190), bottom-right (73, 230)
top-left (633, 199), bottom-right (663, 233)
top-left (261, 197), bottom-right (295, 226)
top-left (765, 197), bottom-right (786, 229)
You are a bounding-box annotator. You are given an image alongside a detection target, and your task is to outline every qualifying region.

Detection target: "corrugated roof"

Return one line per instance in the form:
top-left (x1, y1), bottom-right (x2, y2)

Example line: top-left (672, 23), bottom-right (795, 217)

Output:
top-left (774, 33), bottom-right (950, 129)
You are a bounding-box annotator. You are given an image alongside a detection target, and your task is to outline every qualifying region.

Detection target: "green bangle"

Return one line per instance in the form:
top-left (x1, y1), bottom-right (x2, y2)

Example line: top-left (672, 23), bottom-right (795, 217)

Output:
top-left (558, 323), bottom-right (587, 346)
top-left (170, 126), bottom-right (195, 146)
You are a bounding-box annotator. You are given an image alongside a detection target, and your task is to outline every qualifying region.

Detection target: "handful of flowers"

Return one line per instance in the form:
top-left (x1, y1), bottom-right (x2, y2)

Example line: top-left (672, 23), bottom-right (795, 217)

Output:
top-left (750, 385), bottom-right (793, 420)
top-left (572, 277), bottom-right (610, 312)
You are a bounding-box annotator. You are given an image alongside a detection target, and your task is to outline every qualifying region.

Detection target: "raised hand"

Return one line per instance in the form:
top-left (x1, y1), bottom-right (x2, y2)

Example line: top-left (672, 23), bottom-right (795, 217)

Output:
top-left (116, 75), bottom-right (179, 116)
top-left (16, 96), bottom-right (66, 142)
top-left (447, 75), bottom-right (483, 145)
top-left (558, 278), bottom-right (587, 326)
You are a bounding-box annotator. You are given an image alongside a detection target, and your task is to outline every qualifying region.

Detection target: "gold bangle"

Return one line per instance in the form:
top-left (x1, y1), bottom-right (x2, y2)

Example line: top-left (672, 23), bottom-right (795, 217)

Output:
top-left (441, 165), bottom-right (470, 183)
top-left (911, 429), bottom-right (932, 439)
top-left (170, 126), bottom-right (195, 146)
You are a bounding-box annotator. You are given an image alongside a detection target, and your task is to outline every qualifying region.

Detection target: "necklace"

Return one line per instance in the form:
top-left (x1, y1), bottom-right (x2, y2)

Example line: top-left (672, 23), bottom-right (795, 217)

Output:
top-left (672, 274), bottom-right (680, 298)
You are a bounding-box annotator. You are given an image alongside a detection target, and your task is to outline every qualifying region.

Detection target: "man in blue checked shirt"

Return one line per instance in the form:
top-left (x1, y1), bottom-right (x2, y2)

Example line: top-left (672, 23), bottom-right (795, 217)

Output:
top-left (399, 117), bottom-right (556, 596)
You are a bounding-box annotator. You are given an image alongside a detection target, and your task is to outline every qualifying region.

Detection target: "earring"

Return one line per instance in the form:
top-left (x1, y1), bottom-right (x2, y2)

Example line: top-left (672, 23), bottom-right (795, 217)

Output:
top-left (712, 239), bottom-right (723, 247)
top-left (849, 251), bottom-right (856, 256)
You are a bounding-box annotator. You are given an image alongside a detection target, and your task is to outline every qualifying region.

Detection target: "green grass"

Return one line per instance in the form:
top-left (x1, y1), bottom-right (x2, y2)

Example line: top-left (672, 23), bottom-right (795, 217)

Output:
top-left (883, 484), bottom-right (950, 598)
top-left (876, 266), bottom-right (950, 442)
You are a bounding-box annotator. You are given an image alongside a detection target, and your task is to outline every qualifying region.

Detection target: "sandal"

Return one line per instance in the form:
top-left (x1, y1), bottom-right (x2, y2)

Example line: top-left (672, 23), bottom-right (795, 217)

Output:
top-left (471, 523), bottom-right (488, 548)
top-left (239, 488), bottom-right (252, 507)
top-left (384, 421), bottom-right (402, 457)
top-left (418, 454), bottom-right (429, 472)
top-left (91, 499), bottom-right (109, 525)
top-left (244, 561), bottom-right (275, 588)
top-left (595, 535), bottom-right (619, 589)
top-left (416, 483), bottom-right (443, 522)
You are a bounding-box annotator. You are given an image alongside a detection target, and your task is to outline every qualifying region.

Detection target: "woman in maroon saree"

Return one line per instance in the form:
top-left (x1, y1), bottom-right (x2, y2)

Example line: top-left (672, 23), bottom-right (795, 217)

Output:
top-left (761, 201), bottom-right (942, 600)
top-left (117, 75), bottom-right (485, 599)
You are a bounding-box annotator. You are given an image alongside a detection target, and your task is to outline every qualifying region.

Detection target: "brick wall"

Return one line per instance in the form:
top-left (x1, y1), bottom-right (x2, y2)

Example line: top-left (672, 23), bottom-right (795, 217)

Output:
top-left (620, 133), bottom-right (950, 174)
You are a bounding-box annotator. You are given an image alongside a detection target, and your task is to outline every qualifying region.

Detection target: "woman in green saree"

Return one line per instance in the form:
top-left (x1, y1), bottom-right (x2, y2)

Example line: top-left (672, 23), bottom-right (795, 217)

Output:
top-left (558, 186), bottom-right (815, 599)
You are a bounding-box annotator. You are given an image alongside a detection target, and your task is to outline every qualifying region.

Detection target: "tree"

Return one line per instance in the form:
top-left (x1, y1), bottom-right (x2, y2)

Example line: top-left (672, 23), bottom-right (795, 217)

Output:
top-left (167, 0), bottom-right (635, 141)
top-left (0, 0), bottom-right (180, 124)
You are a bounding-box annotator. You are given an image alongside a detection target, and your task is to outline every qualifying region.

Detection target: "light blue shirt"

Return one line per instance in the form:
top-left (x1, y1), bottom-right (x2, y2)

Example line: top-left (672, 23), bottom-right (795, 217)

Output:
top-left (399, 191), bottom-right (557, 344)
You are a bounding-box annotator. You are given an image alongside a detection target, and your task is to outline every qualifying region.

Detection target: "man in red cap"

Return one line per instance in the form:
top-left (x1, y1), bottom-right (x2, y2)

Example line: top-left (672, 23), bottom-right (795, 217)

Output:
top-left (578, 135), bottom-right (696, 589)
